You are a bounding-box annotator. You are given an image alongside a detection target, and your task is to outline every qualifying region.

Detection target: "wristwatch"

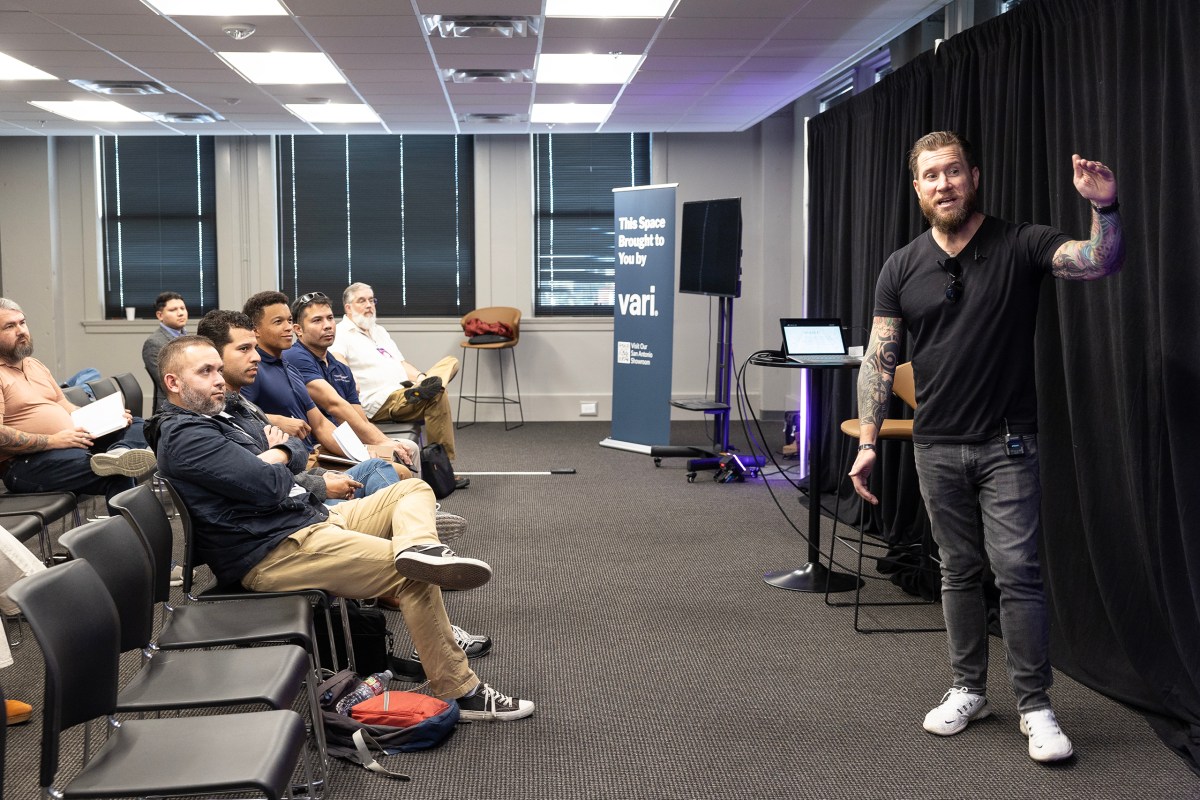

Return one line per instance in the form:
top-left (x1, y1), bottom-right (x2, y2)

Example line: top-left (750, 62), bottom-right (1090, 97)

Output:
top-left (858, 443), bottom-right (876, 452)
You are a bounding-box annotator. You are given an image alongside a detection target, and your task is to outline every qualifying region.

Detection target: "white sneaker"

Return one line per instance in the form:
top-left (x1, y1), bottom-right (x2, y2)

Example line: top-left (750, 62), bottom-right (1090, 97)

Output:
top-left (923, 688), bottom-right (991, 736)
top-left (1020, 708), bottom-right (1073, 762)
top-left (90, 448), bottom-right (157, 478)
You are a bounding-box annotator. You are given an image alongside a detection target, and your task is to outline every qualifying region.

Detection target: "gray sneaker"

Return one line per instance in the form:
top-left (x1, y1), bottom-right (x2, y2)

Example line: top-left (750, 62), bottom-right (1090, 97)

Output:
top-left (434, 511), bottom-right (467, 544)
top-left (922, 688), bottom-right (991, 736)
top-left (394, 544), bottom-right (491, 590)
top-left (412, 624), bottom-right (492, 661)
top-left (90, 448), bottom-right (157, 478)
top-left (1020, 708), bottom-right (1073, 762)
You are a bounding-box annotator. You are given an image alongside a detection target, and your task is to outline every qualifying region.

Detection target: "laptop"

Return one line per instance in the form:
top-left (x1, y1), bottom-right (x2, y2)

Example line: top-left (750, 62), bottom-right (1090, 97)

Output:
top-left (779, 318), bottom-right (861, 365)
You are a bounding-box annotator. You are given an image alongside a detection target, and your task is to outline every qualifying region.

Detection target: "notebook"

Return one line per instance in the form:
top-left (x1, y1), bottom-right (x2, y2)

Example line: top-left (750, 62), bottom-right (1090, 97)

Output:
top-left (779, 318), bottom-right (861, 365)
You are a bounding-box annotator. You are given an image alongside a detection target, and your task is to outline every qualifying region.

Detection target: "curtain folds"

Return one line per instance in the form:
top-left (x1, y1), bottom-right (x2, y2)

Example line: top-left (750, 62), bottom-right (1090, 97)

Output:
top-left (805, 0), bottom-right (1200, 771)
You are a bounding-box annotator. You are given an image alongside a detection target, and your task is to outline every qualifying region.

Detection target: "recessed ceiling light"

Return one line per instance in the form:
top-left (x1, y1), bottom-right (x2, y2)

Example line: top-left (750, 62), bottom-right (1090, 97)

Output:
top-left (29, 100), bottom-right (151, 122)
top-left (545, 0), bottom-right (675, 18)
top-left (141, 0), bottom-right (288, 16)
top-left (536, 53), bottom-right (642, 84)
top-left (530, 103), bottom-right (611, 124)
top-left (0, 53), bottom-right (57, 81)
top-left (285, 103), bottom-right (381, 124)
top-left (217, 52), bottom-right (345, 85)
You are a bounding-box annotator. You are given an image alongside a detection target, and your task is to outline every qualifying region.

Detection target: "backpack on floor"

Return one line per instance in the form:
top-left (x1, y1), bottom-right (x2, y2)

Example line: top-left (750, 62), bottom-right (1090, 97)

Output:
top-left (315, 600), bottom-right (426, 680)
top-left (419, 442), bottom-right (456, 499)
top-left (317, 669), bottom-right (459, 780)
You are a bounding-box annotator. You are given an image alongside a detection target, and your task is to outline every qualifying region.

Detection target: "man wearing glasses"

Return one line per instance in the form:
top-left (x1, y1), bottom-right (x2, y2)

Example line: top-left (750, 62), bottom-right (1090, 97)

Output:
top-left (849, 131), bottom-right (1124, 762)
top-left (330, 282), bottom-right (466, 490)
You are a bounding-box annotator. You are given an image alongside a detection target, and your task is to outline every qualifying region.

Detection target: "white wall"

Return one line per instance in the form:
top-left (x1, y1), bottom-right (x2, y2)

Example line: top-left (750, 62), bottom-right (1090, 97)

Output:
top-left (0, 121), bottom-right (806, 421)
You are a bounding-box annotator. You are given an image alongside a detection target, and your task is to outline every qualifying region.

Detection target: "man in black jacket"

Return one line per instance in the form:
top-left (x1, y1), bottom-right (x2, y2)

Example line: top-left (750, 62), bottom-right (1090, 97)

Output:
top-left (146, 334), bottom-right (533, 722)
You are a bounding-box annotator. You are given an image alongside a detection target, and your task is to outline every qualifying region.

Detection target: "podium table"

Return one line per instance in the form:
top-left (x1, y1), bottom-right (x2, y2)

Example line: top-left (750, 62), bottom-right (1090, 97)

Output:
top-left (751, 355), bottom-right (863, 593)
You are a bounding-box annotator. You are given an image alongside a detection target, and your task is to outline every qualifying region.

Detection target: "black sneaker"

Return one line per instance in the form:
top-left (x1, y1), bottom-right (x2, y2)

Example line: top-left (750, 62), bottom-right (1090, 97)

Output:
top-left (411, 624), bottom-right (492, 662)
top-left (394, 544), bottom-right (491, 590)
top-left (456, 683), bottom-right (534, 722)
top-left (403, 376), bottom-right (443, 405)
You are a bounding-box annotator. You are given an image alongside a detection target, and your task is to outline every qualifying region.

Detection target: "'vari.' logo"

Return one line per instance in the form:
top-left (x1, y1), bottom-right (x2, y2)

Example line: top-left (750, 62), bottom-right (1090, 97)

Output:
top-left (617, 285), bottom-right (657, 316)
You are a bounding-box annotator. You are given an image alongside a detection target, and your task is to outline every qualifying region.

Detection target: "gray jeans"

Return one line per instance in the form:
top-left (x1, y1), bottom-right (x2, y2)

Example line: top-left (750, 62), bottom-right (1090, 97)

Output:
top-left (913, 434), bottom-right (1052, 712)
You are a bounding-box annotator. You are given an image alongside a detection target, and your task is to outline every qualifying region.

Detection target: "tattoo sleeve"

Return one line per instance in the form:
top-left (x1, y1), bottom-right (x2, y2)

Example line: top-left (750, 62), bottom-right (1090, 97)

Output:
top-left (1051, 208), bottom-right (1126, 280)
top-left (858, 316), bottom-right (903, 431)
top-left (0, 424), bottom-right (50, 456)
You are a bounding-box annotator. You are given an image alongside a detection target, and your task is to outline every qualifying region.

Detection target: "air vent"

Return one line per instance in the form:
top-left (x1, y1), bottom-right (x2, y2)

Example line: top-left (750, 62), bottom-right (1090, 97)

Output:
top-left (146, 111), bottom-right (223, 124)
top-left (459, 113), bottom-right (525, 124)
top-left (422, 15), bottom-right (540, 38)
top-left (69, 79), bottom-right (168, 96)
top-left (442, 69), bottom-right (533, 84)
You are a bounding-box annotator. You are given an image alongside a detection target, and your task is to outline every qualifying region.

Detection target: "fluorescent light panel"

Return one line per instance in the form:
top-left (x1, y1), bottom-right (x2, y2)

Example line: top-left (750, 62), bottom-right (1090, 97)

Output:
top-left (530, 103), bottom-right (611, 124)
top-left (536, 53), bottom-right (641, 84)
top-left (29, 100), bottom-right (150, 122)
top-left (286, 103), bottom-right (380, 123)
top-left (545, 0), bottom-right (675, 18)
top-left (0, 53), bottom-right (57, 81)
top-left (218, 52), bottom-right (345, 85)
top-left (142, 0), bottom-right (288, 15)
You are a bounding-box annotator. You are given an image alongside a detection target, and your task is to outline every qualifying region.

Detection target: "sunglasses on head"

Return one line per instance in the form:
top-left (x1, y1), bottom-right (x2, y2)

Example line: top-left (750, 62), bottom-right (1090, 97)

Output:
top-left (939, 257), bottom-right (963, 303)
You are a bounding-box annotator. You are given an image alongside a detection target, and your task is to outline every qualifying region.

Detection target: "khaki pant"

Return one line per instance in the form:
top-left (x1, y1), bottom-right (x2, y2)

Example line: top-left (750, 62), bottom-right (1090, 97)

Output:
top-left (241, 480), bottom-right (476, 699)
top-left (371, 355), bottom-right (459, 461)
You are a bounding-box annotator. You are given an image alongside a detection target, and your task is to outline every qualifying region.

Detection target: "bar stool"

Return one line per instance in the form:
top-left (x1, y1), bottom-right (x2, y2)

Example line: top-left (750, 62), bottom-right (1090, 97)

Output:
top-left (456, 306), bottom-right (524, 431)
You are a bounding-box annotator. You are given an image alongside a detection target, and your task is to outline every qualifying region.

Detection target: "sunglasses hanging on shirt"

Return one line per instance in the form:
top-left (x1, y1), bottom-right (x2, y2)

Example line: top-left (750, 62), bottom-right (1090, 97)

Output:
top-left (939, 256), bottom-right (963, 303)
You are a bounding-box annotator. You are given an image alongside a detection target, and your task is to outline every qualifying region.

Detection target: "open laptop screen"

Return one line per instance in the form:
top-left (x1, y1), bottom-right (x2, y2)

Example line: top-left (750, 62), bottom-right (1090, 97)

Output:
top-left (780, 318), bottom-right (847, 356)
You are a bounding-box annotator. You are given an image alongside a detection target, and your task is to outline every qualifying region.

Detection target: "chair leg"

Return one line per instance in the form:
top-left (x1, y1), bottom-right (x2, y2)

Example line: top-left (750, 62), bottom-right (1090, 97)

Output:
top-left (507, 348), bottom-right (524, 430)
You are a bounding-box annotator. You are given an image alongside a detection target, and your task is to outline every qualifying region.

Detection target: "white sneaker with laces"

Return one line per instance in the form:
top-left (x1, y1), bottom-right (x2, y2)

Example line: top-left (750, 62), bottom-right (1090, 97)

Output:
top-left (456, 683), bottom-right (534, 722)
top-left (922, 688), bottom-right (991, 736)
top-left (1020, 708), bottom-right (1073, 762)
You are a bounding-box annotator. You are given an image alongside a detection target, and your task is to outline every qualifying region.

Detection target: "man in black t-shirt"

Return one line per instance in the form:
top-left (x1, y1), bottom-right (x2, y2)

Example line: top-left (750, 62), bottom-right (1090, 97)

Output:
top-left (850, 131), bottom-right (1125, 763)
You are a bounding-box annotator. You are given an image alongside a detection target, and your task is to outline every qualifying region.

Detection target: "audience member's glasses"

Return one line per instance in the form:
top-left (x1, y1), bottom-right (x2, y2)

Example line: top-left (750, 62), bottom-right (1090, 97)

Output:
top-left (352, 296), bottom-right (378, 306)
top-left (296, 292), bottom-right (328, 305)
top-left (939, 257), bottom-right (963, 303)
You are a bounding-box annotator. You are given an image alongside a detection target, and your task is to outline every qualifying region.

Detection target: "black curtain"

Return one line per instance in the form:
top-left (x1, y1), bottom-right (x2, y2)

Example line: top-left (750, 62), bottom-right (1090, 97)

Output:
top-left (806, 0), bottom-right (1200, 771)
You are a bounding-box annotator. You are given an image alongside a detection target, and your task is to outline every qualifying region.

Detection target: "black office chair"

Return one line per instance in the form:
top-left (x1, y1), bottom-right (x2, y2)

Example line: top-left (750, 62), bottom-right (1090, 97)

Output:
top-left (60, 384), bottom-right (92, 407)
top-left (60, 517), bottom-right (326, 789)
top-left (0, 492), bottom-right (79, 564)
top-left (111, 372), bottom-right (145, 418)
top-left (113, 483), bottom-right (352, 675)
top-left (9, 559), bottom-right (308, 800)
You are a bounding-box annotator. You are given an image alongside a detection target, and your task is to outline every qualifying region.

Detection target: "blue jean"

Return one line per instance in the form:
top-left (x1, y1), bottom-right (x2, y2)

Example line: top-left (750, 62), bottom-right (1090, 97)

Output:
top-left (2, 419), bottom-right (149, 509)
top-left (913, 434), bottom-right (1052, 712)
top-left (324, 457), bottom-right (399, 506)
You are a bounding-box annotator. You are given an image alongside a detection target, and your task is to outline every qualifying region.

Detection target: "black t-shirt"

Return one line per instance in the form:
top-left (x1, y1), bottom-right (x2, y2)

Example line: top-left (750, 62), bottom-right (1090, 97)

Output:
top-left (874, 215), bottom-right (1070, 443)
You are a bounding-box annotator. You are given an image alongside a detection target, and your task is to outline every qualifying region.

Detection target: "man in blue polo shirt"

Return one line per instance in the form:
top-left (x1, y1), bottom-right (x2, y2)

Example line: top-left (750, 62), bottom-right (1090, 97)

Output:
top-left (282, 292), bottom-right (419, 469)
top-left (240, 291), bottom-right (411, 476)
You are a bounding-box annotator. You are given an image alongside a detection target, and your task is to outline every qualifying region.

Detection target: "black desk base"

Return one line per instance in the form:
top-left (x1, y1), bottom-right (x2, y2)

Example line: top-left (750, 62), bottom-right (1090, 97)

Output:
top-left (764, 562), bottom-right (863, 593)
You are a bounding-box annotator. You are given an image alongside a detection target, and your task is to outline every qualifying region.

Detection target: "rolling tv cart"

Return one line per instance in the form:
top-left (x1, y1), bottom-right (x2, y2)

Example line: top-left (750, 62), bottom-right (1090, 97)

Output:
top-left (652, 295), bottom-right (735, 481)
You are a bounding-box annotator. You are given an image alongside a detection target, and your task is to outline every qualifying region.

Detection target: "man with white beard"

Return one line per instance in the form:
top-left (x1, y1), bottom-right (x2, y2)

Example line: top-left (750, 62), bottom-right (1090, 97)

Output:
top-left (329, 283), bottom-right (466, 489)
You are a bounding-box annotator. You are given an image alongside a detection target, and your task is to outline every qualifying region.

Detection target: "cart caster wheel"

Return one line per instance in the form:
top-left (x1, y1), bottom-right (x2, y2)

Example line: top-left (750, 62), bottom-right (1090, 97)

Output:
top-left (654, 458), bottom-right (662, 467)
top-left (687, 472), bottom-right (696, 483)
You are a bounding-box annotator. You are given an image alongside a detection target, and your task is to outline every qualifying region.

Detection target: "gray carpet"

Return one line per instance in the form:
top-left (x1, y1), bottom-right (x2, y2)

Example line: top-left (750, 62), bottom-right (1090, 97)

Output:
top-left (2, 421), bottom-right (1197, 799)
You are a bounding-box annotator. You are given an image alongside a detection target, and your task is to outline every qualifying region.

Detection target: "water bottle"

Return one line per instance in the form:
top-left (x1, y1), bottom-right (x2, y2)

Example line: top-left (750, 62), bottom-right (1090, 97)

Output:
top-left (334, 670), bottom-right (393, 715)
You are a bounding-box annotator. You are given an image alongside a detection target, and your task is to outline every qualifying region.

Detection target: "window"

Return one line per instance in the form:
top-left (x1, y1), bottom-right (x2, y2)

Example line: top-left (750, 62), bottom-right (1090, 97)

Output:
top-left (277, 135), bottom-right (474, 317)
top-left (99, 136), bottom-right (217, 319)
top-left (533, 132), bottom-right (651, 316)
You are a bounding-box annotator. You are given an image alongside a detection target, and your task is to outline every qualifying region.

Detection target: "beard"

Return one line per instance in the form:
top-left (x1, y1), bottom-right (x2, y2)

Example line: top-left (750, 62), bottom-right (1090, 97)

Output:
top-left (348, 309), bottom-right (376, 332)
top-left (180, 383), bottom-right (225, 416)
top-left (0, 335), bottom-right (33, 364)
top-left (920, 182), bottom-right (978, 235)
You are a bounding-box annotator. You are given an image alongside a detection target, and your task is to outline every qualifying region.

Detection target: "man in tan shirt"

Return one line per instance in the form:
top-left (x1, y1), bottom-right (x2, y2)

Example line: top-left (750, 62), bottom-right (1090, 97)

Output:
top-left (0, 298), bottom-right (156, 509)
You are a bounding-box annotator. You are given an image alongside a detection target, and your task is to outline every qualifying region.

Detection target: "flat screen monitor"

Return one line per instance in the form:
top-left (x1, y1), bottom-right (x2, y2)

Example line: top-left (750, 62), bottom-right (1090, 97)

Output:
top-left (679, 197), bottom-right (742, 298)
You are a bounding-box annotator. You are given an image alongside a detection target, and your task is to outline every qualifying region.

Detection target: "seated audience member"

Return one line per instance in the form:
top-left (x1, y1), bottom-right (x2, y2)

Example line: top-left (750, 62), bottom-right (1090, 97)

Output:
top-left (141, 291), bottom-right (189, 412)
top-left (146, 335), bottom-right (530, 720)
top-left (239, 291), bottom-right (412, 472)
top-left (330, 283), bottom-right (467, 489)
top-left (0, 522), bottom-right (47, 725)
top-left (0, 298), bottom-right (156, 508)
top-left (196, 309), bottom-right (406, 504)
top-left (283, 292), bottom-right (422, 465)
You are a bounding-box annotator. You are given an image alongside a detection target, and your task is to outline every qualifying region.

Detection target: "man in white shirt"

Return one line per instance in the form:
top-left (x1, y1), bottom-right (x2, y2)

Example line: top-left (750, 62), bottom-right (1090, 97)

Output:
top-left (329, 283), bottom-right (465, 486)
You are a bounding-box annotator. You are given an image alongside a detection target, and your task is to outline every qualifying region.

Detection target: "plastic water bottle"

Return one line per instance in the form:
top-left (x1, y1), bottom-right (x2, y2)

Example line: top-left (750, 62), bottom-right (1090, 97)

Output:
top-left (334, 670), bottom-right (393, 715)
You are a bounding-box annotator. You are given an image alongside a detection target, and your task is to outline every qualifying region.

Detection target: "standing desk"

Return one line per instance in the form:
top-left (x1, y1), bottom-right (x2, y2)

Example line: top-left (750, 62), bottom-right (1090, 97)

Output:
top-left (751, 355), bottom-right (863, 593)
